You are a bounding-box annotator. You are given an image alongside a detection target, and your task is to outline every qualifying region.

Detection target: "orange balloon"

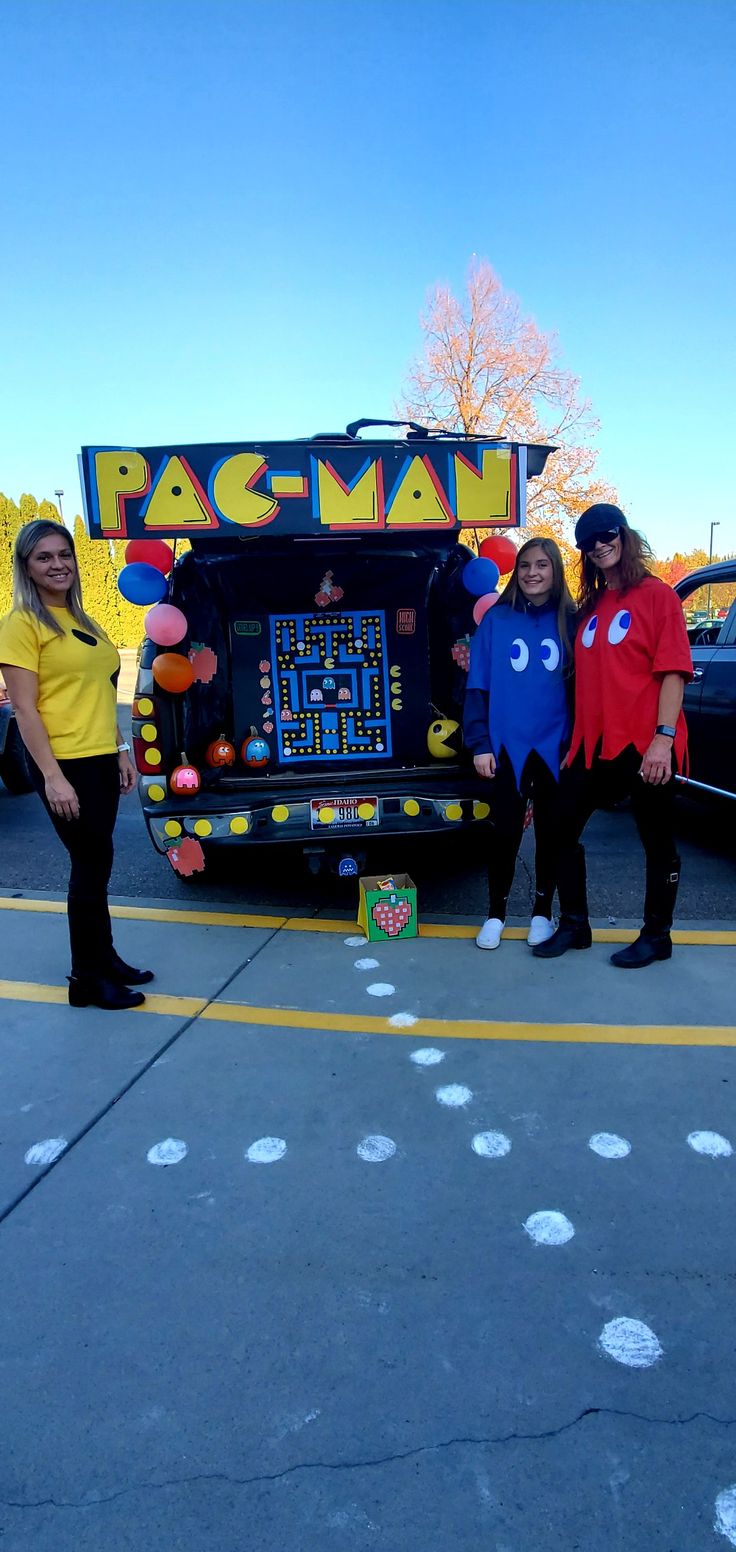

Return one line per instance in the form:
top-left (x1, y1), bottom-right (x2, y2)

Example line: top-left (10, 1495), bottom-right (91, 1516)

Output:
top-left (152, 652), bottom-right (195, 694)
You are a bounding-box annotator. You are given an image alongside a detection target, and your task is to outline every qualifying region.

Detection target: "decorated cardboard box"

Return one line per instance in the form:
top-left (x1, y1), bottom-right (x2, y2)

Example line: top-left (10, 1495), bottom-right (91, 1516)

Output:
top-left (357, 874), bottom-right (418, 942)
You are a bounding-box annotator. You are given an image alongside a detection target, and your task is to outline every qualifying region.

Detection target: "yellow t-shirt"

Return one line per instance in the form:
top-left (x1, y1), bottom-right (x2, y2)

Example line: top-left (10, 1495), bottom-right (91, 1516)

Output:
top-left (0, 607), bottom-right (120, 759)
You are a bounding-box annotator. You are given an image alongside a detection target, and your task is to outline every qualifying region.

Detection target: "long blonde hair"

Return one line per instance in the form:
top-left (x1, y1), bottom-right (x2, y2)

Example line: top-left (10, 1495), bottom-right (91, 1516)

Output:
top-left (12, 519), bottom-right (104, 639)
top-left (498, 537), bottom-right (575, 660)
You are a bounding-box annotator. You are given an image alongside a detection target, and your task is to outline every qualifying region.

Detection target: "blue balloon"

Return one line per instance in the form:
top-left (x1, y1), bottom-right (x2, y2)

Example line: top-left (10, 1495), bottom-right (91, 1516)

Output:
top-left (117, 562), bottom-right (168, 606)
top-left (462, 556), bottom-right (500, 598)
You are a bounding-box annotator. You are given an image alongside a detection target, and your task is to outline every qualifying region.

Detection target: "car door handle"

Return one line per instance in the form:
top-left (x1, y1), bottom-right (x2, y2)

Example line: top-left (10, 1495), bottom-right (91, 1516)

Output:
top-left (692, 668), bottom-right (704, 680)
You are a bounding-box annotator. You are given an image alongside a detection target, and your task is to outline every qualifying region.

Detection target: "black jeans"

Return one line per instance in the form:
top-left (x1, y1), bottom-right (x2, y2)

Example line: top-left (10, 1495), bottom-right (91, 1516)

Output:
top-left (486, 749), bottom-right (561, 920)
top-left (30, 753), bottom-right (120, 978)
top-left (555, 745), bottom-right (680, 931)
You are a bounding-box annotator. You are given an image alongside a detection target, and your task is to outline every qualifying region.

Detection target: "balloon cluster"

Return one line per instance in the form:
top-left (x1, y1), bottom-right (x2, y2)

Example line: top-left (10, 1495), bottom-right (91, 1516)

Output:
top-left (116, 541), bottom-right (192, 694)
top-left (462, 535), bottom-right (517, 624)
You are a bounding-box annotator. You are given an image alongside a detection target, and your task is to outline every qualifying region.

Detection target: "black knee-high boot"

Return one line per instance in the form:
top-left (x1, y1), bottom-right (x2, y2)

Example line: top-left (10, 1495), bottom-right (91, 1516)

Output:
top-left (610, 854), bottom-right (680, 968)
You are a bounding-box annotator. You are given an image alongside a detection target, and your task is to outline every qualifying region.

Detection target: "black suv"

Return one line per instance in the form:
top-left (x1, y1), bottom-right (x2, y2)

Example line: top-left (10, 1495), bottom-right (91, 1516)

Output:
top-left (675, 559), bottom-right (736, 800)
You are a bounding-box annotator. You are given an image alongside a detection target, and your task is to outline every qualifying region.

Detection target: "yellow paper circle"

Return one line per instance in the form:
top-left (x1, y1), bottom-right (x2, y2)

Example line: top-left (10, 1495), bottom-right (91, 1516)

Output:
top-left (194, 819), bottom-right (212, 837)
top-left (319, 806), bottom-right (335, 825)
top-left (136, 697), bottom-right (154, 716)
top-left (164, 820), bottom-right (182, 838)
top-left (147, 783), bottom-right (165, 802)
top-left (272, 804), bottom-right (290, 823)
top-left (357, 802), bottom-right (375, 820)
top-left (473, 800), bottom-right (491, 820)
top-left (144, 748), bottom-right (161, 766)
top-left (230, 816), bottom-right (248, 835)
top-left (403, 799), bottom-right (420, 817)
top-left (444, 802), bottom-right (463, 821)
top-left (140, 723), bottom-right (158, 743)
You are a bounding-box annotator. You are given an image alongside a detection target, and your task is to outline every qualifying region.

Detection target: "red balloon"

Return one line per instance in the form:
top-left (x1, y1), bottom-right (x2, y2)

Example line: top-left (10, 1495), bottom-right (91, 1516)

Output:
top-left (473, 592), bottom-right (499, 625)
top-left (125, 539), bottom-right (173, 575)
top-left (479, 535), bottom-right (517, 575)
top-left (152, 653), bottom-right (195, 694)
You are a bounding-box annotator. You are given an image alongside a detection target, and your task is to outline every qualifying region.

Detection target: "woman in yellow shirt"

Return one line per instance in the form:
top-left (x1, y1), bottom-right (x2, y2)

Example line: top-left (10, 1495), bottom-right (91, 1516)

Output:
top-left (0, 519), bottom-right (154, 1010)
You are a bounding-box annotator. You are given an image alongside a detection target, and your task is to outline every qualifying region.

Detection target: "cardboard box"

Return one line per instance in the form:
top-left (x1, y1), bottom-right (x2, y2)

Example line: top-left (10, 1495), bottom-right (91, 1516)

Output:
top-left (357, 873), bottom-right (418, 941)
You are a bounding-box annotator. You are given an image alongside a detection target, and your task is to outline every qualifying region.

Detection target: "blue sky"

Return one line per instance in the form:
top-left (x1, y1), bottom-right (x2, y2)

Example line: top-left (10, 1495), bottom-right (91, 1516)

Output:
top-left (1, 0), bottom-right (734, 557)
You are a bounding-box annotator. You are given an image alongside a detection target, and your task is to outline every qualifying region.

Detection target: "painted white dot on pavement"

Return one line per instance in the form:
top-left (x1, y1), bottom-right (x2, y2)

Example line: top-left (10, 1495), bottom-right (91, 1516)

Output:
top-left (436, 1083), bottom-right (473, 1108)
top-left (390, 1012), bottom-right (418, 1028)
top-left (524, 1210), bottom-right (575, 1245)
top-left (24, 1138), bottom-right (67, 1166)
top-left (472, 1131), bottom-right (511, 1158)
top-left (366, 983), bottom-right (395, 997)
top-left (354, 957), bottom-right (380, 971)
top-left (589, 1132), bottom-right (631, 1159)
top-left (687, 1130), bottom-right (733, 1158)
top-left (357, 1135), bottom-right (396, 1162)
top-left (598, 1317), bottom-right (663, 1368)
top-left (715, 1485), bottom-right (736, 1546)
top-left (147, 1138), bottom-right (188, 1166)
top-left (344, 936), bottom-right (367, 947)
top-left (246, 1137), bottom-right (287, 1164)
top-left (410, 1046), bottom-right (445, 1065)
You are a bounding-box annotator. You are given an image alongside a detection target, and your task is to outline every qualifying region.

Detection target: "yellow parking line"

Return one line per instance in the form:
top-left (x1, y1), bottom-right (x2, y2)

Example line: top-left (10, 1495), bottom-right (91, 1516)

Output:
top-left (0, 976), bottom-right (733, 1047)
top-left (0, 895), bottom-right (733, 945)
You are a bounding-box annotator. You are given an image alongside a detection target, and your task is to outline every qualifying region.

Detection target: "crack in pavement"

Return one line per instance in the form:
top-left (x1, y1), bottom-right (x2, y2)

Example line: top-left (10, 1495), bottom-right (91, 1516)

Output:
top-left (3, 1407), bottom-right (736, 1511)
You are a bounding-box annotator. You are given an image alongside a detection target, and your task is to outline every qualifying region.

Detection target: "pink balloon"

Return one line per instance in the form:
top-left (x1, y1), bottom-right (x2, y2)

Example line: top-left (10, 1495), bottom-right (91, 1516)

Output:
top-left (145, 603), bottom-right (188, 647)
top-left (473, 592), bottom-right (499, 625)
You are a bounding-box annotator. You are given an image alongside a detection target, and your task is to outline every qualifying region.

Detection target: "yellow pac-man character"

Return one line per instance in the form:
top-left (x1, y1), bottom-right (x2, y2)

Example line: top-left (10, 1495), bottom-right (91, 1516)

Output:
top-left (427, 718), bottom-right (462, 760)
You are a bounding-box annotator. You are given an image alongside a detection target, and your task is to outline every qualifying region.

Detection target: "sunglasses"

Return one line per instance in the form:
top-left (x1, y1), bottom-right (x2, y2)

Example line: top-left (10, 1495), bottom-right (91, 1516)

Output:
top-left (580, 527), bottom-right (621, 554)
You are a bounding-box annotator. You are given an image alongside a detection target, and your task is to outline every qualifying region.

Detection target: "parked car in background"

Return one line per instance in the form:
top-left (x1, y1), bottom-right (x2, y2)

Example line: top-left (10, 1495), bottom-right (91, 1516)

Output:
top-left (0, 686), bottom-right (32, 794)
top-left (675, 559), bottom-right (736, 800)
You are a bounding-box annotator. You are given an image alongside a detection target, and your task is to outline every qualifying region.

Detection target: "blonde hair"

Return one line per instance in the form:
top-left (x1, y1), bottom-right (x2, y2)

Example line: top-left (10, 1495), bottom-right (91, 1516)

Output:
top-left (12, 519), bottom-right (104, 639)
top-left (498, 537), bottom-right (575, 660)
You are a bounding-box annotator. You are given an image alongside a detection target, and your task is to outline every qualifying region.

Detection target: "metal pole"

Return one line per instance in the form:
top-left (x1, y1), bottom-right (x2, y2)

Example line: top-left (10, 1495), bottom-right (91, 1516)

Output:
top-left (54, 488), bottom-right (64, 521)
top-left (707, 520), bottom-right (719, 618)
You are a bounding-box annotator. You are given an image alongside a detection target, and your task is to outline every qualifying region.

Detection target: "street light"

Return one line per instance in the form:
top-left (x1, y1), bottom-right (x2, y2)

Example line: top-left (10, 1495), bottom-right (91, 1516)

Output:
top-left (707, 520), bottom-right (720, 619)
top-left (54, 488), bottom-right (64, 520)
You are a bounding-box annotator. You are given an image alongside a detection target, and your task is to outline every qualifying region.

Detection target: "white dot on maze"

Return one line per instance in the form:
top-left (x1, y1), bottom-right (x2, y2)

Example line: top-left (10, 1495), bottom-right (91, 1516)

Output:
top-left (589, 1132), bottom-right (631, 1159)
top-left (354, 957), bottom-right (380, 971)
top-left (523, 1210), bottom-right (575, 1245)
top-left (409, 1043), bottom-right (442, 1061)
top-left (598, 1317), bottom-right (663, 1368)
top-left (687, 1130), bottom-right (733, 1157)
top-left (147, 1138), bottom-right (188, 1166)
top-left (472, 1131), bottom-right (511, 1158)
top-left (24, 1137), bottom-right (67, 1166)
top-left (246, 1136), bottom-right (287, 1164)
top-left (715, 1485), bottom-right (736, 1546)
top-left (435, 1084), bottom-right (473, 1107)
top-left (366, 983), bottom-right (395, 997)
top-left (357, 1135), bottom-right (396, 1162)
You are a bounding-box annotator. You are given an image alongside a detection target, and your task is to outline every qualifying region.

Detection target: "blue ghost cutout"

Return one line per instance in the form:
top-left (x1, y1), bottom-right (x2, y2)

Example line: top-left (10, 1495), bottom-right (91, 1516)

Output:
top-left (467, 602), bottom-right (570, 788)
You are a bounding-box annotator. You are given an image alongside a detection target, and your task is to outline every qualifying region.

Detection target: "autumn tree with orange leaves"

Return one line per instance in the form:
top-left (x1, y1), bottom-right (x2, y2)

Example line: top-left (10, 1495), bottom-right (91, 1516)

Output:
top-left (400, 259), bottom-right (617, 559)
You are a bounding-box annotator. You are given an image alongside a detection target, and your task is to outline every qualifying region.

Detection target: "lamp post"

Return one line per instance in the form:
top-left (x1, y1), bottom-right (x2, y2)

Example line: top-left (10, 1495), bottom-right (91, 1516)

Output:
top-left (707, 520), bottom-right (720, 619)
top-left (54, 489), bottom-right (64, 521)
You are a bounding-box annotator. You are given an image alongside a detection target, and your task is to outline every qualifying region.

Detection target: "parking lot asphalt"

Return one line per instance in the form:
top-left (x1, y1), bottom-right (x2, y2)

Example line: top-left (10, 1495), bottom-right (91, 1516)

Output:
top-left (1, 894), bottom-right (735, 1552)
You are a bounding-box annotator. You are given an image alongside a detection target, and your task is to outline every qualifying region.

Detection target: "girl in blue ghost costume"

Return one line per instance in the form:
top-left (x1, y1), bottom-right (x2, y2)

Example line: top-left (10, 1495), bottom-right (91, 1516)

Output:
top-left (464, 538), bottom-right (576, 951)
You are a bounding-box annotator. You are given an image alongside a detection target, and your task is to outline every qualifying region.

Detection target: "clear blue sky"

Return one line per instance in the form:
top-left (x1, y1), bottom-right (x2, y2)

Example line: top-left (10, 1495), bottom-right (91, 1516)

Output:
top-left (2, 0), bottom-right (734, 558)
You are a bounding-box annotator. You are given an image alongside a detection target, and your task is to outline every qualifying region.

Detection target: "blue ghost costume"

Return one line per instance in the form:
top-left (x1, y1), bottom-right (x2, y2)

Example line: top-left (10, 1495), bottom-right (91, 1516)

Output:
top-left (464, 599), bottom-right (572, 787)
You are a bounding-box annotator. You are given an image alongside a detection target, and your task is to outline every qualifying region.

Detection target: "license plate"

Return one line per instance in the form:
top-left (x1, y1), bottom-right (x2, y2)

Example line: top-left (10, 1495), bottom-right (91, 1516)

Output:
top-left (310, 797), bottom-right (379, 830)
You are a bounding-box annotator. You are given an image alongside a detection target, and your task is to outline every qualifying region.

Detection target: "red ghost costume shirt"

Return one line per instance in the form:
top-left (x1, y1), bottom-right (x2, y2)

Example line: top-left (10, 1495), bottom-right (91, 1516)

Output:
top-left (568, 576), bottom-right (692, 771)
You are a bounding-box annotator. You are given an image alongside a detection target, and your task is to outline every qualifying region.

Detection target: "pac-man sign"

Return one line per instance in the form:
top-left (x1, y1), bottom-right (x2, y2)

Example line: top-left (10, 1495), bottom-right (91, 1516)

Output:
top-left (79, 438), bottom-right (553, 540)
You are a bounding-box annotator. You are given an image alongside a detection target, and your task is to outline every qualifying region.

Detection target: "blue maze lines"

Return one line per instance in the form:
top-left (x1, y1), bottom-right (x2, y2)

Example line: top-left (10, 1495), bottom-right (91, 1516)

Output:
top-left (269, 611), bottom-right (392, 763)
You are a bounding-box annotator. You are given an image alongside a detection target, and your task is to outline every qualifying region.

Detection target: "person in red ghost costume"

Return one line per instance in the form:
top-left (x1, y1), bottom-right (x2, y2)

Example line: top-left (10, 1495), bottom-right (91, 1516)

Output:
top-left (533, 504), bottom-right (692, 969)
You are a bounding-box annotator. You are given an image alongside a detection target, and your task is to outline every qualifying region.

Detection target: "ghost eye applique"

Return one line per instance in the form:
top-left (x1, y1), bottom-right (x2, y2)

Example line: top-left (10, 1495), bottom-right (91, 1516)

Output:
top-left (608, 609), bottom-right (632, 645)
top-left (581, 614), bottom-right (598, 648)
top-left (510, 638), bottom-right (530, 672)
top-left (541, 638), bottom-right (560, 672)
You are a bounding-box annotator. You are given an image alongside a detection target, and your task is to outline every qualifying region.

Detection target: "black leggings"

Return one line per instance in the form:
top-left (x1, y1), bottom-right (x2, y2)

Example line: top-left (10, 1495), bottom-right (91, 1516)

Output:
top-left (485, 749), bottom-right (561, 920)
top-left (555, 745), bottom-right (680, 929)
top-left (30, 753), bottom-right (120, 978)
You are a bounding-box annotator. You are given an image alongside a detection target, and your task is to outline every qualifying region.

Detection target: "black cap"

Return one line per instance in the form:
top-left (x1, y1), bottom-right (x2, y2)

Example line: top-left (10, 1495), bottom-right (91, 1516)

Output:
top-left (575, 503), bottom-right (629, 550)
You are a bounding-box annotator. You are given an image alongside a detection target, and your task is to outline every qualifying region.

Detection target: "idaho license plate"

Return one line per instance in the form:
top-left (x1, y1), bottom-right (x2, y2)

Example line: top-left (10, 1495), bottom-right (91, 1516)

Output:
top-left (310, 797), bottom-right (379, 830)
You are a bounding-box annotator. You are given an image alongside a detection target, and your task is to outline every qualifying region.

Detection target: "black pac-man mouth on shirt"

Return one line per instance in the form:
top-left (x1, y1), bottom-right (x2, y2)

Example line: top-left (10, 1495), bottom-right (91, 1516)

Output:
top-left (71, 629), bottom-right (97, 647)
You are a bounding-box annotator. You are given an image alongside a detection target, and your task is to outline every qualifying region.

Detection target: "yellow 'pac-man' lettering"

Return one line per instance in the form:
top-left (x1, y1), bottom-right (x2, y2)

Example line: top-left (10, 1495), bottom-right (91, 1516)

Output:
top-left (211, 453), bottom-right (279, 527)
top-left (94, 450), bottom-right (150, 535)
top-left (386, 455), bottom-right (453, 526)
top-left (454, 448), bottom-right (511, 526)
top-left (141, 456), bottom-right (218, 529)
top-left (317, 460), bottom-right (384, 529)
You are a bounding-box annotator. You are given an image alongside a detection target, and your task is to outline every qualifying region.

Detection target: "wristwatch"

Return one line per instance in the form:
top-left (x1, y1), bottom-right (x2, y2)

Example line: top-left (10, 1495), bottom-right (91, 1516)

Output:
top-left (117, 741), bottom-right (131, 753)
top-left (655, 725), bottom-right (676, 739)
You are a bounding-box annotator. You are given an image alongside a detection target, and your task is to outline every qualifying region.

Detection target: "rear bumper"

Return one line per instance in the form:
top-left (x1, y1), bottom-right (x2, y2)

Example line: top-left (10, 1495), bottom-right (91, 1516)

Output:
top-left (139, 775), bottom-right (492, 851)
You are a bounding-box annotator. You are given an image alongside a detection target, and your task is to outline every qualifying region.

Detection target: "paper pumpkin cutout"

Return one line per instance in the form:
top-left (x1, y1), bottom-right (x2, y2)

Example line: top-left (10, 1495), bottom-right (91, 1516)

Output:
top-left (167, 837), bottom-right (206, 876)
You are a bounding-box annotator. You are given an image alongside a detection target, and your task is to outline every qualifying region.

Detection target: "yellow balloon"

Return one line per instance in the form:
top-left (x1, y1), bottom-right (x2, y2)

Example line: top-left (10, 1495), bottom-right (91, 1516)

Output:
top-left (427, 718), bottom-right (461, 760)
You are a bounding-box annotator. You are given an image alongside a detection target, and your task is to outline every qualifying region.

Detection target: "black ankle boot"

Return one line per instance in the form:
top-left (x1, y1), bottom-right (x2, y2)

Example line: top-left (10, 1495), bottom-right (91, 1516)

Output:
top-left (106, 951), bottom-right (154, 986)
top-left (610, 932), bottom-right (672, 969)
top-left (531, 914), bottom-right (592, 959)
top-left (68, 975), bottom-right (146, 1010)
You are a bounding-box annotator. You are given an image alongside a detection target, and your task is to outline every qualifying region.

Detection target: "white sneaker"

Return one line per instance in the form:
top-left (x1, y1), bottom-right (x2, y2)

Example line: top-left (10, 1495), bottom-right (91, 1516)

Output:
top-left (527, 914), bottom-right (557, 947)
top-left (476, 917), bottom-right (505, 950)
